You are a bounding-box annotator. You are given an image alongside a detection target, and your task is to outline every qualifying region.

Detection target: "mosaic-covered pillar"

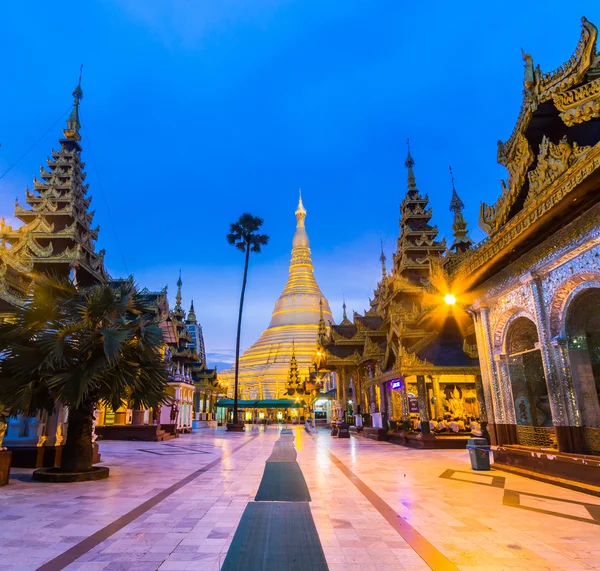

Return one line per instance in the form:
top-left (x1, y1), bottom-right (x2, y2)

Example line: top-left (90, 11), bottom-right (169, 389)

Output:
top-left (478, 307), bottom-right (516, 444)
top-left (551, 336), bottom-right (585, 452)
top-left (493, 354), bottom-right (517, 425)
top-left (471, 311), bottom-right (496, 422)
top-left (527, 275), bottom-right (566, 424)
top-left (474, 374), bottom-right (488, 423)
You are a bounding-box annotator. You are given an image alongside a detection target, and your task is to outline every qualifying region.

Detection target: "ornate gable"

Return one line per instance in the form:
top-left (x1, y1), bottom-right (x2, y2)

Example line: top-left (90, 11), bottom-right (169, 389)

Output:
top-left (480, 17), bottom-right (599, 236)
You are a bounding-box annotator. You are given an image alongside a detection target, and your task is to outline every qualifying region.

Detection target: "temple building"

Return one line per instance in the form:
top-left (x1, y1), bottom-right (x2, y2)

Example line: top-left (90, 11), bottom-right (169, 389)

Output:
top-left (448, 17), bottom-right (600, 485)
top-left (96, 273), bottom-right (222, 438)
top-left (219, 195), bottom-right (334, 401)
top-left (0, 75), bottom-right (108, 465)
top-left (316, 146), bottom-right (481, 447)
top-left (0, 77), bottom-right (222, 455)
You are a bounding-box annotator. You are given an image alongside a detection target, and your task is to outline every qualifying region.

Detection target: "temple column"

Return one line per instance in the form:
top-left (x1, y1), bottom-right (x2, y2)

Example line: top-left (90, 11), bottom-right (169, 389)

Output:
top-left (354, 367), bottom-right (362, 426)
top-left (341, 367), bottom-right (348, 421)
top-left (416, 374), bottom-right (430, 435)
top-left (527, 275), bottom-right (565, 424)
top-left (431, 375), bottom-right (444, 420)
top-left (194, 390), bottom-right (201, 421)
top-left (474, 374), bottom-right (491, 442)
top-left (400, 377), bottom-right (410, 430)
top-left (379, 381), bottom-right (390, 430)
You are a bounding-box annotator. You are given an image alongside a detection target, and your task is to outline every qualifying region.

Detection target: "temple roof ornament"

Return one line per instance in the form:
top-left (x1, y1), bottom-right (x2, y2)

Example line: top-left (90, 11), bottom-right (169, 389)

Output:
top-left (405, 138), bottom-right (417, 190)
top-left (0, 70), bottom-right (107, 308)
top-left (64, 65), bottom-right (83, 141)
top-left (448, 166), bottom-right (473, 255)
top-left (380, 240), bottom-right (387, 281)
top-left (187, 300), bottom-right (197, 324)
top-left (174, 270), bottom-right (183, 313)
top-left (480, 17), bottom-right (599, 236)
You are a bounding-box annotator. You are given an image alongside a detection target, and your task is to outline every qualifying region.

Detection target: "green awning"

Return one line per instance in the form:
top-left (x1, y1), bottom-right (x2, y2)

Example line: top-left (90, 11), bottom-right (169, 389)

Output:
top-left (255, 399), bottom-right (306, 409)
top-left (214, 399), bottom-right (306, 409)
top-left (215, 399), bottom-right (258, 408)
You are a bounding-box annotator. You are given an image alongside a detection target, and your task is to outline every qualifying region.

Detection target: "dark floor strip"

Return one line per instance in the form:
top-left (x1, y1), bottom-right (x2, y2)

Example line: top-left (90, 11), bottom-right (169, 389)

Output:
top-left (221, 502), bottom-right (328, 571)
top-left (36, 435), bottom-right (259, 571)
top-left (222, 430), bottom-right (328, 570)
top-left (255, 461), bottom-right (311, 501)
top-left (327, 450), bottom-right (458, 571)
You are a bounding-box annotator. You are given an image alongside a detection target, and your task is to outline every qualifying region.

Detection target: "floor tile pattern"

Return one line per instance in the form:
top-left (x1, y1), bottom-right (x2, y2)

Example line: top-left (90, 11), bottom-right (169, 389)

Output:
top-left (1, 427), bottom-right (600, 570)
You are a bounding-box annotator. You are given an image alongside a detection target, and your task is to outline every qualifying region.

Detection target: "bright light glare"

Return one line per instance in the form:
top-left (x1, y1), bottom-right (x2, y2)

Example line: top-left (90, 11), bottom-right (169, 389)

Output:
top-left (444, 294), bottom-right (457, 305)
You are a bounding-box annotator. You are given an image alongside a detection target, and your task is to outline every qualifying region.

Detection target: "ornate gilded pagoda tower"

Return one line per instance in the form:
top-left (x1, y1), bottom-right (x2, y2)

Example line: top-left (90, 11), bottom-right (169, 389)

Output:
top-left (0, 73), bottom-right (107, 306)
top-left (219, 195), bottom-right (333, 399)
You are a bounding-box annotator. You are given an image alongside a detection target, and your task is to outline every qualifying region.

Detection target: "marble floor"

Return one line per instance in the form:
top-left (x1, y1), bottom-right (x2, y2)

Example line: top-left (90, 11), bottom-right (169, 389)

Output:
top-left (1, 427), bottom-right (599, 571)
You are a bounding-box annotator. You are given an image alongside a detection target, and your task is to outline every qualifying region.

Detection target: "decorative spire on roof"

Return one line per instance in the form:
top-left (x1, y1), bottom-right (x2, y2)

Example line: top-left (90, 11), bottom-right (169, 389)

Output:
top-left (187, 299), bottom-right (197, 324)
top-left (174, 270), bottom-right (183, 312)
top-left (317, 297), bottom-right (327, 344)
top-left (288, 340), bottom-right (299, 386)
top-left (64, 65), bottom-right (83, 141)
top-left (379, 239), bottom-right (387, 281)
top-left (342, 297), bottom-right (347, 320)
top-left (405, 138), bottom-right (417, 190)
top-left (448, 166), bottom-right (473, 254)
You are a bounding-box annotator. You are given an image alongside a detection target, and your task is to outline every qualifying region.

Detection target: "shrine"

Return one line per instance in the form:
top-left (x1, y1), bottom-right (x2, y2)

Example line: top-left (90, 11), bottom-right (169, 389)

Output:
top-left (316, 146), bottom-right (482, 447)
top-left (448, 17), bottom-right (600, 485)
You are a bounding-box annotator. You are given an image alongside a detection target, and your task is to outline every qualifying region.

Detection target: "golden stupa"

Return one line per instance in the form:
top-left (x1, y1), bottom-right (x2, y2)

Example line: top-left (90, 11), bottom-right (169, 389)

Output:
top-left (220, 194), bottom-right (333, 399)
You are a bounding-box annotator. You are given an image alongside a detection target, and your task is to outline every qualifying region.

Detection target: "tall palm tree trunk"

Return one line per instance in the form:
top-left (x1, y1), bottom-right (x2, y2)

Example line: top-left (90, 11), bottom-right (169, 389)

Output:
top-left (61, 401), bottom-right (94, 472)
top-left (233, 243), bottom-right (250, 423)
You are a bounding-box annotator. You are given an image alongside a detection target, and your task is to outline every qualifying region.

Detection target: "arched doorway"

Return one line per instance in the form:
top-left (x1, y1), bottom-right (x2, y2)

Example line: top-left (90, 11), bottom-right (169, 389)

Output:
top-left (566, 288), bottom-right (600, 455)
top-left (505, 316), bottom-right (555, 447)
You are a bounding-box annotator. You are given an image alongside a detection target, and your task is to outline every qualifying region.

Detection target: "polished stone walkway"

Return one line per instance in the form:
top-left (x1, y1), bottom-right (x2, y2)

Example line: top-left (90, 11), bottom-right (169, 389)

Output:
top-left (0, 427), bottom-right (599, 571)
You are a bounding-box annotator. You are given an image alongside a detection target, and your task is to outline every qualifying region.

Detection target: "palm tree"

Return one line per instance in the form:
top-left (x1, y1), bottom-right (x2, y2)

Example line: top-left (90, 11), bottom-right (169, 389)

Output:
top-left (0, 275), bottom-right (167, 477)
top-left (227, 213), bottom-right (269, 428)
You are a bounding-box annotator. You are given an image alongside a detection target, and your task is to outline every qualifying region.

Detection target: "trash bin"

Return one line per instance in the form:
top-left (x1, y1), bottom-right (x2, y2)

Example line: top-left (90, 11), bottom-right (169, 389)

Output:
top-left (466, 437), bottom-right (490, 471)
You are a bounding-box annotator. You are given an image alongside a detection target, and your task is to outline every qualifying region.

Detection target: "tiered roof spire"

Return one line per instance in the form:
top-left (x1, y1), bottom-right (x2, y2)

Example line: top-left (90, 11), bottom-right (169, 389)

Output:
top-left (448, 166), bottom-right (473, 254)
top-left (393, 141), bottom-right (446, 283)
top-left (1, 71), bottom-right (107, 292)
top-left (64, 65), bottom-right (83, 140)
top-left (405, 138), bottom-right (417, 190)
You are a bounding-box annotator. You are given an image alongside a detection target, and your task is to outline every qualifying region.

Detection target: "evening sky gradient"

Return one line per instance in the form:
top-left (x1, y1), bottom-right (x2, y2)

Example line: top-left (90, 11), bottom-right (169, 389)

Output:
top-left (1, 1), bottom-right (597, 369)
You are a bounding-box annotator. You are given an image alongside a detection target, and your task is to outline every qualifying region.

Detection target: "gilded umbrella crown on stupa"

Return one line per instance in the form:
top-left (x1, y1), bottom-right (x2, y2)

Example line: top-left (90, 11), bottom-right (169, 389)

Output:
top-left (219, 192), bottom-right (333, 399)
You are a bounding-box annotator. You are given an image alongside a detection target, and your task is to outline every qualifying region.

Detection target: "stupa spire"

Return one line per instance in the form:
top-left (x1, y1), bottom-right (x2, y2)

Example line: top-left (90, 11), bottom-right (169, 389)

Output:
top-left (292, 189), bottom-right (309, 249)
top-left (219, 195), bottom-right (333, 400)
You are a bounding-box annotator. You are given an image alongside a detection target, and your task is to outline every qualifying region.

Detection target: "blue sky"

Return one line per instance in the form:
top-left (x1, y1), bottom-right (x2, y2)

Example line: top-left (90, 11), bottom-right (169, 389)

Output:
top-left (1, 1), bottom-right (597, 369)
